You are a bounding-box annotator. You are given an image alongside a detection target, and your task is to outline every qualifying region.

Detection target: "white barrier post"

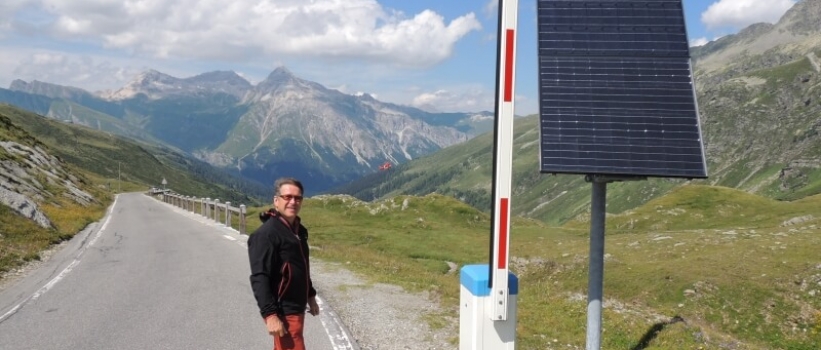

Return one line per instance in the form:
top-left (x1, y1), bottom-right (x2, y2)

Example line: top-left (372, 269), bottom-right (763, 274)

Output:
top-left (225, 201), bottom-right (231, 226)
top-left (460, 265), bottom-right (518, 350)
top-left (460, 0), bottom-right (519, 348)
top-left (239, 205), bottom-right (247, 235)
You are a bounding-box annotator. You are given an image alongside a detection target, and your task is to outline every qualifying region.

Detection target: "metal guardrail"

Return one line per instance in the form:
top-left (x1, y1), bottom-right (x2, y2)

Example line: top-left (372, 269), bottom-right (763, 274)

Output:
top-left (150, 191), bottom-right (248, 235)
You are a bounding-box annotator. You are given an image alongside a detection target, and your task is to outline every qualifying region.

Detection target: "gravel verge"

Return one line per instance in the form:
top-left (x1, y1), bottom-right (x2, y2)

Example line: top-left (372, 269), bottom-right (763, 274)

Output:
top-left (311, 259), bottom-right (458, 350)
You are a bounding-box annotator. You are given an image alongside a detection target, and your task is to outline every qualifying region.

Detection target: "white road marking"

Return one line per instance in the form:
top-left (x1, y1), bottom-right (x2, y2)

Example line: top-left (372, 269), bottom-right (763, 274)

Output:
top-left (315, 296), bottom-right (357, 349)
top-left (223, 235), bottom-right (237, 241)
top-left (0, 196), bottom-right (118, 323)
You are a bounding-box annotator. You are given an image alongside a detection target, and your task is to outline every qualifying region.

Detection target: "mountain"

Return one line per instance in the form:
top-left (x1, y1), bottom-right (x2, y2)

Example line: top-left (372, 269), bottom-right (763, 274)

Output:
top-left (2, 67), bottom-right (490, 194)
top-left (334, 0), bottom-right (821, 223)
top-left (690, 0), bottom-right (821, 199)
top-left (99, 69), bottom-right (252, 100)
top-left (206, 67), bottom-right (477, 192)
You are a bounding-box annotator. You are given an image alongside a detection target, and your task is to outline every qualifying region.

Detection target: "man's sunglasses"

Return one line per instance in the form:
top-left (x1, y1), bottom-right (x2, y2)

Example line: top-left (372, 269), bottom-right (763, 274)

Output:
top-left (278, 194), bottom-right (304, 202)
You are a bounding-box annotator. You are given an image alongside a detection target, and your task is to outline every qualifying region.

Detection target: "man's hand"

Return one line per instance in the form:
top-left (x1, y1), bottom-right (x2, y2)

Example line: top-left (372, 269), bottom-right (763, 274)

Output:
top-left (308, 296), bottom-right (320, 316)
top-left (265, 315), bottom-right (287, 337)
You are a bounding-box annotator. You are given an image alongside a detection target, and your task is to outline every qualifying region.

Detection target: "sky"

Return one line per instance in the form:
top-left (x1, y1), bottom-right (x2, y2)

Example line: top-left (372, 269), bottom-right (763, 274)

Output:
top-left (0, 0), bottom-right (799, 115)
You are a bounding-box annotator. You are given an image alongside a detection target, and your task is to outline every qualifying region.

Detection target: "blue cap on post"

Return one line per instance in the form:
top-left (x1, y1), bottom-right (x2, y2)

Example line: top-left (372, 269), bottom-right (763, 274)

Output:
top-left (461, 264), bottom-right (518, 297)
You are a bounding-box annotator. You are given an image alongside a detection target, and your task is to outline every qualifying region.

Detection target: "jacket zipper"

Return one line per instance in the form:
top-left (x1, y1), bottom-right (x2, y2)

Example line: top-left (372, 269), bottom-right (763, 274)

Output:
top-left (278, 215), bottom-right (311, 303)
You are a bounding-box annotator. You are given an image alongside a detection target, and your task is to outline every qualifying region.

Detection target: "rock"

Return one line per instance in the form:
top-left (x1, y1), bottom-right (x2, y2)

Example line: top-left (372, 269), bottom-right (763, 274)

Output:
top-left (781, 215), bottom-right (814, 227)
top-left (445, 261), bottom-right (458, 274)
top-left (0, 187), bottom-right (52, 228)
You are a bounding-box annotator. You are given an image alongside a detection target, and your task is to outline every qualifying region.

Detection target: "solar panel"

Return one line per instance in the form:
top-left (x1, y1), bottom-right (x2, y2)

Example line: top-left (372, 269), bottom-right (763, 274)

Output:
top-left (537, 0), bottom-right (707, 178)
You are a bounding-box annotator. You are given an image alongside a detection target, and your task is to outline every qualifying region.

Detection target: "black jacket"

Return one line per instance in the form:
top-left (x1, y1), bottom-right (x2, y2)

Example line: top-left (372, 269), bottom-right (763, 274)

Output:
top-left (248, 211), bottom-right (316, 318)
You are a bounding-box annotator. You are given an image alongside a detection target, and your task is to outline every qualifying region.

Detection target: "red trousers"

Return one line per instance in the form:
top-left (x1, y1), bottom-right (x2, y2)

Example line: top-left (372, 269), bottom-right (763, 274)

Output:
top-left (273, 314), bottom-right (305, 350)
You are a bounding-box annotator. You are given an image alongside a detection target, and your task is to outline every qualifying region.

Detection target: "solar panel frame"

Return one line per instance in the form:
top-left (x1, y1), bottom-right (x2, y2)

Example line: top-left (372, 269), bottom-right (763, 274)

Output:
top-left (537, 0), bottom-right (707, 178)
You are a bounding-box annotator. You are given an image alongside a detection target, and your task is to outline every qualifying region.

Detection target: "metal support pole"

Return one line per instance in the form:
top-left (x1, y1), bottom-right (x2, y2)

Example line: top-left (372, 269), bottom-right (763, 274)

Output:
top-left (586, 180), bottom-right (607, 350)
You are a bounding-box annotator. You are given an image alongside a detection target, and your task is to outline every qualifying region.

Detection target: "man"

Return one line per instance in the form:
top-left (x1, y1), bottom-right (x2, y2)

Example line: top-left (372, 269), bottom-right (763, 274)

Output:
top-left (249, 177), bottom-right (320, 350)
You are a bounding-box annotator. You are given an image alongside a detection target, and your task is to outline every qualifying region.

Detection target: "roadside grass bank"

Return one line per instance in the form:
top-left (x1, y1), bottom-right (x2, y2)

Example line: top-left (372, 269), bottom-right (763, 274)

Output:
top-left (0, 192), bottom-right (110, 278)
top-left (245, 187), bottom-right (821, 349)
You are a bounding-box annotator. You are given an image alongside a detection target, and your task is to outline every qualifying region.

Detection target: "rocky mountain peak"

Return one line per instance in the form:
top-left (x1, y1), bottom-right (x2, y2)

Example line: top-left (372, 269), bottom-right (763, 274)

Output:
top-left (101, 69), bottom-right (250, 100)
top-left (692, 0), bottom-right (820, 73)
top-left (355, 92), bottom-right (378, 102)
top-left (257, 66), bottom-right (301, 88)
top-left (9, 79), bottom-right (28, 90)
top-left (243, 66), bottom-right (327, 103)
top-left (267, 66), bottom-right (295, 79)
top-left (136, 69), bottom-right (177, 84)
top-left (780, 0), bottom-right (821, 35)
top-left (187, 70), bottom-right (249, 86)
top-left (184, 70), bottom-right (252, 98)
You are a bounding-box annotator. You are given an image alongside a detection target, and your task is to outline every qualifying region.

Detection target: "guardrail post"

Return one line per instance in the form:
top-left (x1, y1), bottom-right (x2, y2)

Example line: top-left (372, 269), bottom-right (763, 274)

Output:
top-left (225, 201), bottom-right (231, 227)
top-left (213, 199), bottom-right (220, 222)
top-left (205, 198), bottom-right (211, 218)
top-left (240, 205), bottom-right (246, 235)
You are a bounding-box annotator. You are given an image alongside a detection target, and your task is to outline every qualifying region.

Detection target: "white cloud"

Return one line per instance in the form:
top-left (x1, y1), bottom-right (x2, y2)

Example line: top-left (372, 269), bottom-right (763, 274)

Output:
top-left (690, 37), bottom-right (709, 47)
top-left (701, 0), bottom-right (796, 30)
top-left (0, 0), bottom-right (30, 34)
top-left (411, 87), bottom-right (493, 112)
top-left (7, 0), bottom-right (480, 67)
top-left (9, 52), bottom-right (142, 92)
top-left (484, 0), bottom-right (498, 18)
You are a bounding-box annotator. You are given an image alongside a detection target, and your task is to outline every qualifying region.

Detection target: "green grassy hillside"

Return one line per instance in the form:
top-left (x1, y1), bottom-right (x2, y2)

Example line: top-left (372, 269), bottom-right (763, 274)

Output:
top-left (333, 115), bottom-right (686, 226)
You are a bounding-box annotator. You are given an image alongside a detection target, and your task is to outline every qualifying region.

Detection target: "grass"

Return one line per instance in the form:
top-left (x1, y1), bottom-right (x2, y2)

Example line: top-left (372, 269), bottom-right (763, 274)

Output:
top-left (235, 187), bottom-right (821, 350)
top-left (0, 193), bottom-right (109, 277)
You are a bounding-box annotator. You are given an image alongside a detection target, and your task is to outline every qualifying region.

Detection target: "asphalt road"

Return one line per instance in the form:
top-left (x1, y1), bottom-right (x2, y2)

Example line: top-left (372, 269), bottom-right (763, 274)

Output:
top-left (0, 193), bottom-right (356, 350)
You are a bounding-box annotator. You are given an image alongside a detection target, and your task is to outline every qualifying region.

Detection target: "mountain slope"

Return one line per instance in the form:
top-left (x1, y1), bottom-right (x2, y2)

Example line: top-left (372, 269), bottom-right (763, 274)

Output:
top-left (0, 103), bottom-right (268, 204)
top-left (691, 0), bottom-right (821, 199)
top-left (332, 115), bottom-right (685, 225)
top-left (210, 67), bottom-right (471, 192)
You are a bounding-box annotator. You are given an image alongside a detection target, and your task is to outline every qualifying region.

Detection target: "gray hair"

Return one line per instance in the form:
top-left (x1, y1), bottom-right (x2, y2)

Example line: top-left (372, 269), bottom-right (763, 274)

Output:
top-left (274, 177), bottom-right (304, 197)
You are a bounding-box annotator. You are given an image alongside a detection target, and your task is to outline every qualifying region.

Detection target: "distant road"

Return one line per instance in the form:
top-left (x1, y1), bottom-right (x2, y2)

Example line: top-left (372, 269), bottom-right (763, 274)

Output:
top-left (0, 193), bottom-right (354, 350)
